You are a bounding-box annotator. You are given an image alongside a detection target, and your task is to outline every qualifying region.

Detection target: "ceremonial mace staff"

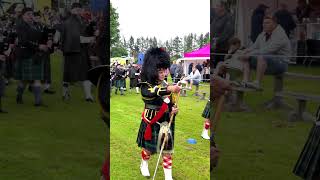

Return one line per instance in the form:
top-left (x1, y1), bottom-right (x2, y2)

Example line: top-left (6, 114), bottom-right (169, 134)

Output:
top-left (152, 82), bottom-right (182, 180)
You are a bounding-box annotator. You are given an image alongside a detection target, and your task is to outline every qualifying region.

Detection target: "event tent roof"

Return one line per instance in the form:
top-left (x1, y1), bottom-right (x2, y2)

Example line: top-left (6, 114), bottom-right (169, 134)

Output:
top-left (183, 44), bottom-right (210, 58)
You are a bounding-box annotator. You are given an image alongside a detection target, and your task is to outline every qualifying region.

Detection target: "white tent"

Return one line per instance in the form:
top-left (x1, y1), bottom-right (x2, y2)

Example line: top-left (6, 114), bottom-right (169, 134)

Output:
top-left (176, 57), bottom-right (209, 76)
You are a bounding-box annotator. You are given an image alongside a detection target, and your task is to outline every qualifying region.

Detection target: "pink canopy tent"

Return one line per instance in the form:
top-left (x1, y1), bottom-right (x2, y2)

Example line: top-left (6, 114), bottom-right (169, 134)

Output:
top-left (183, 44), bottom-right (210, 58)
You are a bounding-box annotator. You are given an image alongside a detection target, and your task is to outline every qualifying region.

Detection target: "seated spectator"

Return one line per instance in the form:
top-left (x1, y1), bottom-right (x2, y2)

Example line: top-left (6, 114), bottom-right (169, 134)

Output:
top-left (240, 15), bottom-right (291, 90)
top-left (182, 64), bottom-right (201, 90)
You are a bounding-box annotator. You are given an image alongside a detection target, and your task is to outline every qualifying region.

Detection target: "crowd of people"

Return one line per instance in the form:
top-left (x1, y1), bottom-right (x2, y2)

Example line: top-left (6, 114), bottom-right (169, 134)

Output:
top-left (0, 2), bottom-right (107, 112)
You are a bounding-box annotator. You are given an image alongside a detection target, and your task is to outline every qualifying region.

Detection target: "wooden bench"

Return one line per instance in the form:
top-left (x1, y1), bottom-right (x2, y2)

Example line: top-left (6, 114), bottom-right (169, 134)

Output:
top-left (275, 91), bottom-right (320, 121)
top-left (265, 72), bottom-right (320, 121)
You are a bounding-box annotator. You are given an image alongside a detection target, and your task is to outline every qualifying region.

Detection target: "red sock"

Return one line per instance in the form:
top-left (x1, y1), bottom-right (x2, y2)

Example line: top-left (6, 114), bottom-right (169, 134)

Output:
top-left (204, 121), bottom-right (210, 129)
top-left (163, 155), bottom-right (172, 169)
top-left (141, 149), bottom-right (150, 160)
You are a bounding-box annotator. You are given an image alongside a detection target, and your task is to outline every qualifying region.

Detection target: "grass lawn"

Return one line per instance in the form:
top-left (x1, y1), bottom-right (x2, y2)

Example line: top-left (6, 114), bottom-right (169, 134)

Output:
top-left (110, 80), bottom-right (211, 179)
top-left (212, 65), bottom-right (320, 180)
top-left (0, 53), bottom-right (106, 180)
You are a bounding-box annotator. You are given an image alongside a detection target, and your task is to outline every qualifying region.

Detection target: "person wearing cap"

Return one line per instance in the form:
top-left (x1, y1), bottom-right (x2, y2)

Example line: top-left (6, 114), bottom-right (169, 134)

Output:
top-left (61, 2), bottom-right (95, 102)
top-left (15, 7), bottom-right (49, 106)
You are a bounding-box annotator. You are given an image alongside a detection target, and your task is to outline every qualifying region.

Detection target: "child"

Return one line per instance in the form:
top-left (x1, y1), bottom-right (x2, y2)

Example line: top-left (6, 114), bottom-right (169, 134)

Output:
top-left (136, 47), bottom-right (180, 180)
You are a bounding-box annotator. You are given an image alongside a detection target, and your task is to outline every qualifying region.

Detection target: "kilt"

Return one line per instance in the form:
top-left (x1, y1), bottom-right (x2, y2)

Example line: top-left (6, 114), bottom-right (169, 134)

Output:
top-left (293, 107), bottom-right (320, 179)
top-left (63, 51), bottom-right (89, 82)
top-left (136, 118), bottom-right (175, 154)
top-left (115, 79), bottom-right (125, 89)
top-left (43, 53), bottom-right (51, 82)
top-left (130, 78), bottom-right (138, 88)
top-left (0, 77), bottom-right (4, 97)
top-left (202, 100), bottom-right (211, 119)
top-left (15, 57), bottom-right (44, 81)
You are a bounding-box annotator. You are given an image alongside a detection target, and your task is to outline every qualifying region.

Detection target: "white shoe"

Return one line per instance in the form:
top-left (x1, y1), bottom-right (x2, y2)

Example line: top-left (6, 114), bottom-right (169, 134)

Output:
top-left (140, 160), bottom-right (150, 177)
top-left (163, 168), bottom-right (173, 180)
top-left (201, 129), bottom-right (210, 140)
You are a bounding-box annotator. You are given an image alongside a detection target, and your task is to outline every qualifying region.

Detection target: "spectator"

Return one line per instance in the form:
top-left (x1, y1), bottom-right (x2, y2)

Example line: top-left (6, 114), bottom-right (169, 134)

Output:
top-left (211, 1), bottom-right (234, 68)
top-left (251, 4), bottom-right (269, 43)
top-left (169, 60), bottom-right (177, 82)
top-left (188, 63), bottom-right (193, 75)
top-left (240, 15), bottom-right (291, 90)
top-left (174, 60), bottom-right (183, 83)
top-left (196, 62), bottom-right (203, 73)
top-left (274, 3), bottom-right (296, 37)
top-left (296, 0), bottom-right (312, 23)
top-left (183, 64), bottom-right (201, 90)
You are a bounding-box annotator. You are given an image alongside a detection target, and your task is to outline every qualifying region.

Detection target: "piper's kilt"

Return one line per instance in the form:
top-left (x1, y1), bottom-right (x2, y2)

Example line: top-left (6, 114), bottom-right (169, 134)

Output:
top-left (115, 79), bottom-right (125, 89)
top-left (130, 78), bottom-right (138, 88)
top-left (15, 57), bottom-right (44, 81)
top-left (202, 101), bottom-right (211, 119)
top-left (43, 53), bottom-right (51, 82)
top-left (293, 107), bottom-right (320, 179)
top-left (136, 119), bottom-right (175, 154)
top-left (63, 51), bottom-right (88, 82)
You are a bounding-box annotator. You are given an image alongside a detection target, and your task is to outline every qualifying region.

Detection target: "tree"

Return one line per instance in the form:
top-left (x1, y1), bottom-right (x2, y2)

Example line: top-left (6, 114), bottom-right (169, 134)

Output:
top-left (172, 36), bottom-right (183, 59)
top-left (152, 37), bottom-right (157, 47)
top-left (128, 36), bottom-right (135, 56)
top-left (183, 33), bottom-right (193, 53)
top-left (204, 32), bottom-right (210, 45)
top-left (111, 46), bottom-right (128, 57)
top-left (198, 33), bottom-right (204, 48)
top-left (110, 3), bottom-right (120, 47)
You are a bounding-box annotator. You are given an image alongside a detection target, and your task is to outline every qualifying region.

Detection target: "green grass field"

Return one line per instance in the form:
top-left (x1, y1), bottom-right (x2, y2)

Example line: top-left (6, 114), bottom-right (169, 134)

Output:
top-left (110, 80), bottom-right (211, 179)
top-left (212, 65), bottom-right (320, 180)
top-left (0, 53), bottom-right (106, 180)
top-left (1, 52), bottom-right (320, 180)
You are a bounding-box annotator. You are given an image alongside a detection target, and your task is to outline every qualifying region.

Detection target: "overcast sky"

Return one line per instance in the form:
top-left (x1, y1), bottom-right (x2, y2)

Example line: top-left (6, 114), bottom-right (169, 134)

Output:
top-left (111, 0), bottom-right (210, 42)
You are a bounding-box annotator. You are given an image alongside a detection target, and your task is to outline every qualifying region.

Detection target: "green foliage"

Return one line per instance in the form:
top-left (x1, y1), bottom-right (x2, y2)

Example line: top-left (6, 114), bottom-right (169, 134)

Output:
top-left (110, 3), bottom-right (120, 47)
top-left (111, 45), bottom-right (128, 57)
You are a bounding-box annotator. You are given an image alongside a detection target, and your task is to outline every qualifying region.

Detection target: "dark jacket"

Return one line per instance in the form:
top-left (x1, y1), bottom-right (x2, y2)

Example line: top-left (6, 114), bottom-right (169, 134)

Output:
top-left (15, 20), bottom-right (41, 59)
top-left (251, 6), bottom-right (267, 42)
top-left (211, 12), bottom-right (234, 50)
top-left (274, 9), bottom-right (296, 37)
top-left (61, 15), bottom-right (83, 54)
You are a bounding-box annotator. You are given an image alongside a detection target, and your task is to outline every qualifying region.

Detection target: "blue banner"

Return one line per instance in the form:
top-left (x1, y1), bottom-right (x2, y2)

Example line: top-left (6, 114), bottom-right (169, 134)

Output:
top-left (90, 0), bottom-right (107, 12)
top-left (137, 53), bottom-right (144, 65)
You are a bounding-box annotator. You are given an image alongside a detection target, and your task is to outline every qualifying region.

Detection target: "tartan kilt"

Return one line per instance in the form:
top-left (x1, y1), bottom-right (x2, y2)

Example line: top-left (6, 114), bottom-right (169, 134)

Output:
top-left (63, 52), bottom-right (88, 82)
top-left (15, 57), bottom-right (44, 81)
top-left (136, 118), bottom-right (175, 154)
top-left (43, 53), bottom-right (51, 82)
top-left (130, 78), bottom-right (138, 88)
top-left (115, 79), bottom-right (125, 88)
top-left (202, 101), bottom-right (211, 119)
top-left (293, 107), bottom-right (320, 179)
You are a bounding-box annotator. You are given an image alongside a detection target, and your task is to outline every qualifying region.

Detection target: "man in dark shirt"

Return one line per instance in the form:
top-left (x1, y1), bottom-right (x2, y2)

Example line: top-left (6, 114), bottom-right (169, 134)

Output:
top-left (211, 1), bottom-right (234, 69)
top-left (274, 3), bottom-right (296, 37)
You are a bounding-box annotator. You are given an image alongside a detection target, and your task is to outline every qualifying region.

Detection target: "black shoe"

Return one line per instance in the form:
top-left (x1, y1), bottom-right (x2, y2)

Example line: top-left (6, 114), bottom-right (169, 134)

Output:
top-left (44, 89), bottom-right (56, 94)
top-left (34, 103), bottom-right (48, 107)
top-left (0, 109), bottom-right (8, 113)
top-left (85, 98), bottom-right (94, 103)
top-left (16, 96), bottom-right (23, 104)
